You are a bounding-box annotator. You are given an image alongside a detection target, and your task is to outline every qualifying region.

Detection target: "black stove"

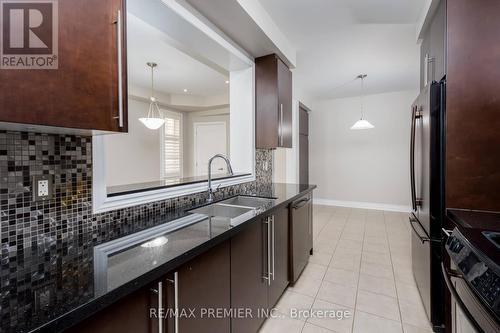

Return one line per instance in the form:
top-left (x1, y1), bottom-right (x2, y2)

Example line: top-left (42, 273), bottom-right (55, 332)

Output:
top-left (445, 209), bottom-right (500, 332)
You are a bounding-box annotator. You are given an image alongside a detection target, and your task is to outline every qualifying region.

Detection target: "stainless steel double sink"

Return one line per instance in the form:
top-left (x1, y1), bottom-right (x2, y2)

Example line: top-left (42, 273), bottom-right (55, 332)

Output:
top-left (189, 196), bottom-right (275, 226)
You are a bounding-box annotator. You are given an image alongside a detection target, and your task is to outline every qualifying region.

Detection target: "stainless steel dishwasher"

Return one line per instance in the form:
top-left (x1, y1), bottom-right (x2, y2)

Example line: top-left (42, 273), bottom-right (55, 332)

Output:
top-left (289, 193), bottom-right (313, 283)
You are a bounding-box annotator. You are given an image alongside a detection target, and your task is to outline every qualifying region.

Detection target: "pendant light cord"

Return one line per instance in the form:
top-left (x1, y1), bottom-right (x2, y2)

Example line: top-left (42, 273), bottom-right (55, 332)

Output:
top-left (150, 65), bottom-right (155, 99)
top-left (146, 62), bottom-right (161, 119)
top-left (360, 75), bottom-right (364, 119)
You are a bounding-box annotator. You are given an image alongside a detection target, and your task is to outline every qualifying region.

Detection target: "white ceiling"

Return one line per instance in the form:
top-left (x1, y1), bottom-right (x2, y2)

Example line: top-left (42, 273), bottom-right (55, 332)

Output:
top-left (127, 13), bottom-right (229, 98)
top-left (258, 0), bottom-right (426, 100)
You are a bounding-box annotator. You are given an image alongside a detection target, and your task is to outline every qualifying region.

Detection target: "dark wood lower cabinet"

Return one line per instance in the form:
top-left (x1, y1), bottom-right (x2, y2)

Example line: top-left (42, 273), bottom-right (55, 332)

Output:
top-left (68, 202), bottom-right (303, 333)
top-left (268, 206), bottom-right (289, 307)
top-left (231, 220), bottom-right (269, 333)
top-left (165, 240), bottom-right (231, 333)
top-left (70, 241), bottom-right (230, 333)
top-left (231, 207), bottom-right (290, 333)
top-left (70, 287), bottom-right (154, 333)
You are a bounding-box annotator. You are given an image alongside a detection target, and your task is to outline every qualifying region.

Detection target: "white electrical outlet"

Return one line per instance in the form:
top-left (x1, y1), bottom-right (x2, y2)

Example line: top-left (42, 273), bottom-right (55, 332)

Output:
top-left (33, 175), bottom-right (53, 201)
top-left (38, 179), bottom-right (49, 197)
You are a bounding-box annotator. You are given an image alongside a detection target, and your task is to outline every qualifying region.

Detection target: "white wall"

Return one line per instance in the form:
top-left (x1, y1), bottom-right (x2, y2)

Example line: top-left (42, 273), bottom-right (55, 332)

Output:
top-left (105, 99), bottom-right (162, 186)
top-left (310, 90), bottom-right (417, 210)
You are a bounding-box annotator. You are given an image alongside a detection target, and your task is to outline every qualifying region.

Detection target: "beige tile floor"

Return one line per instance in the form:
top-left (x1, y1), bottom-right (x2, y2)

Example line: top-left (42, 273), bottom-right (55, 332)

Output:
top-left (259, 205), bottom-right (434, 333)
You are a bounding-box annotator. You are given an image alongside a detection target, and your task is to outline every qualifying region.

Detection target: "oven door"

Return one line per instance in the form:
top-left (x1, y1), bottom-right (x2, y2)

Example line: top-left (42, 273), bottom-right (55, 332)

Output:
top-left (442, 261), bottom-right (500, 333)
top-left (453, 281), bottom-right (481, 333)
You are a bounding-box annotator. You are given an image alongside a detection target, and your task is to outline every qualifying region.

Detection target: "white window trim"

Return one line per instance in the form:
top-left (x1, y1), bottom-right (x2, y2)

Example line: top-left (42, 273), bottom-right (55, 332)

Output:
top-left (92, 1), bottom-right (255, 214)
top-left (160, 110), bottom-right (184, 179)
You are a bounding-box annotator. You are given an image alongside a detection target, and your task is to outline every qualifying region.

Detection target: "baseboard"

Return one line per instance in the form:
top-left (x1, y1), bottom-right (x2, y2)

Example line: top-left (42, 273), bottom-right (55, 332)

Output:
top-left (314, 198), bottom-right (411, 213)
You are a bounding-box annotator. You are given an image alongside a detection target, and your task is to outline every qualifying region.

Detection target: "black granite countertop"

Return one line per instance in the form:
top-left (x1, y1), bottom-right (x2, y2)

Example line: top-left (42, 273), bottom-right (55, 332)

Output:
top-left (447, 208), bottom-right (500, 266)
top-left (26, 183), bottom-right (316, 333)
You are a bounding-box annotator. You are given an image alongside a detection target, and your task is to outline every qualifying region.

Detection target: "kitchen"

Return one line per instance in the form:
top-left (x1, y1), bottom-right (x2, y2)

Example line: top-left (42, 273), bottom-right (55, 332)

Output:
top-left (0, 1), bottom-right (499, 333)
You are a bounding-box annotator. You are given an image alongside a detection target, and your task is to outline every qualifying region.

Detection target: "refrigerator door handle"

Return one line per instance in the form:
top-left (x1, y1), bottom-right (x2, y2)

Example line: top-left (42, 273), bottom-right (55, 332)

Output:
top-left (409, 215), bottom-right (431, 243)
top-left (410, 105), bottom-right (423, 212)
top-left (410, 106), bottom-right (418, 211)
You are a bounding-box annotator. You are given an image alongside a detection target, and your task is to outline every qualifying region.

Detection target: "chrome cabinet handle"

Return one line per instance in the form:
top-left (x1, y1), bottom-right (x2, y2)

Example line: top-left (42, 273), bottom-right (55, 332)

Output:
top-left (309, 207), bottom-right (312, 236)
top-left (114, 9), bottom-right (124, 128)
top-left (174, 272), bottom-right (179, 333)
top-left (263, 217), bottom-right (271, 285)
top-left (262, 216), bottom-right (269, 282)
top-left (292, 197), bottom-right (310, 209)
top-left (427, 55), bottom-right (436, 84)
top-left (279, 104), bottom-right (284, 146)
top-left (157, 282), bottom-right (164, 333)
top-left (166, 273), bottom-right (179, 333)
top-left (271, 215), bottom-right (275, 281)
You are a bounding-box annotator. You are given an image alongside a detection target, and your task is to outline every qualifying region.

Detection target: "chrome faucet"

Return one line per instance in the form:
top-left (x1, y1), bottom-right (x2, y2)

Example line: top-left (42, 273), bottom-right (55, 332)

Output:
top-left (207, 154), bottom-right (233, 202)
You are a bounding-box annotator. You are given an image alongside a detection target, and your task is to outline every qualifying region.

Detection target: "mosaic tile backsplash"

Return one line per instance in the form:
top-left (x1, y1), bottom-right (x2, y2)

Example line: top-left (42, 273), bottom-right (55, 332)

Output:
top-left (0, 130), bottom-right (273, 332)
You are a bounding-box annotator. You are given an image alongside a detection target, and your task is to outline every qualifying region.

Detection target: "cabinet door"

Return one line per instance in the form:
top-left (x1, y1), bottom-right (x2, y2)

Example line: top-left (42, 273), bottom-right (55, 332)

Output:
top-left (268, 207), bottom-right (289, 307)
top-left (299, 134), bottom-right (309, 185)
top-left (165, 241), bottom-right (231, 333)
top-left (446, 0), bottom-right (500, 211)
top-left (256, 54), bottom-right (292, 149)
top-left (231, 220), bottom-right (269, 333)
top-left (299, 105), bottom-right (309, 136)
top-left (420, 0), bottom-right (446, 88)
top-left (70, 287), bottom-right (154, 333)
top-left (277, 58), bottom-right (292, 148)
top-left (0, 0), bottom-right (127, 132)
top-left (429, 0), bottom-right (446, 81)
top-left (255, 55), bottom-right (279, 148)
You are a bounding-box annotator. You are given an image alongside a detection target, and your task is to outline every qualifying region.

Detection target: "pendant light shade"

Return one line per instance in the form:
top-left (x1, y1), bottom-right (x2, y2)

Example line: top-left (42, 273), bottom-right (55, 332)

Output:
top-left (139, 115), bottom-right (165, 130)
top-left (140, 62), bottom-right (165, 130)
top-left (350, 118), bottom-right (375, 130)
top-left (350, 74), bottom-right (374, 130)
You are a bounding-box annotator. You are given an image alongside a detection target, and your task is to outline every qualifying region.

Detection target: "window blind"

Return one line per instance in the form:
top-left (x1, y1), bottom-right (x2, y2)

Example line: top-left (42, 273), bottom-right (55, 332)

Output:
top-left (162, 111), bottom-right (182, 179)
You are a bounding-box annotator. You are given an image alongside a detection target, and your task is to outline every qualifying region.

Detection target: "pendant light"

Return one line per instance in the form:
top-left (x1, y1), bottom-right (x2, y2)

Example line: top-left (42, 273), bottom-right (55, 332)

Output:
top-left (139, 62), bottom-right (166, 130)
top-left (350, 74), bottom-right (375, 130)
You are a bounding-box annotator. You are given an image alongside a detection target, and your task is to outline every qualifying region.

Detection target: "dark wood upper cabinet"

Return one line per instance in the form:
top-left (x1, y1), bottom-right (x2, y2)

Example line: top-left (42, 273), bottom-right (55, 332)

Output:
top-left (445, 0), bottom-right (500, 211)
top-left (0, 0), bottom-right (128, 133)
top-left (299, 103), bottom-right (310, 185)
top-left (256, 54), bottom-right (292, 149)
top-left (268, 206), bottom-right (289, 307)
top-left (420, 0), bottom-right (446, 88)
top-left (299, 104), bottom-right (309, 136)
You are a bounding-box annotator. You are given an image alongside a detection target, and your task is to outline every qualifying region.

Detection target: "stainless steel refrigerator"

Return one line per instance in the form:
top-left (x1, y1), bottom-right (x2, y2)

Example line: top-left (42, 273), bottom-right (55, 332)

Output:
top-left (409, 78), bottom-right (446, 332)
